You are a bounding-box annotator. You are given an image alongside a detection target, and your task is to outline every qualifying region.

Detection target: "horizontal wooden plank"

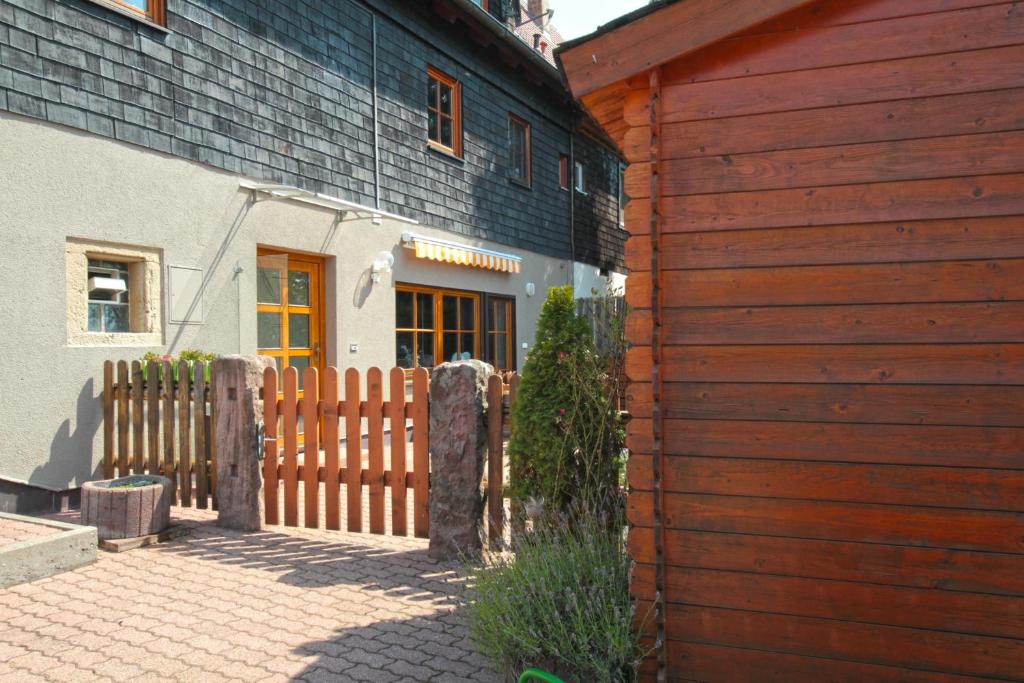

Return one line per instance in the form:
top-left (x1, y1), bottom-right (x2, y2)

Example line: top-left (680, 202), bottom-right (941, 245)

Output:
top-left (624, 44), bottom-right (1024, 125)
top-left (624, 344), bottom-right (1024, 384)
top-left (626, 131), bottom-right (1024, 197)
top-left (623, 88), bottom-right (1024, 162)
top-left (660, 2), bottom-right (1024, 86)
top-left (629, 528), bottom-right (1024, 596)
top-left (627, 492), bottom-right (1024, 553)
top-left (632, 565), bottom-right (1024, 639)
top-left (559, 0), bottom-right (812, 98)
top-left (623, 216), bottom-right (1024, 271)
top-left (625, 259), bottom-right (1024, 308)
top-left (624, 174), bottom-right (1024, 234)
top-left (661, 641), bottom-right (1003, 683)
top-left (626, 455), bottom-right (1024, 511)
top-left (626, 302), bottom-right (1024, 345)
top-left (749, 0), bottom-right (1008, 34)
top-left (656, 605), bottom-right (1024, 680)
top-left (626, 382), bottom-right (1024, 426)
top-left (625, 419), bottom-right (1024, 469)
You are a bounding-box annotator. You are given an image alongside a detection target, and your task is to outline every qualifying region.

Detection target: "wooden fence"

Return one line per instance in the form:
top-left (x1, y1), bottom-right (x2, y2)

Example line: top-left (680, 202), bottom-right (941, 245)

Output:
top-left (102, 359), bottom-right (216, 508)
top-left (486, 371), bottom-right (519, 549)
top-left (262, 366), bottom-right (431, 537)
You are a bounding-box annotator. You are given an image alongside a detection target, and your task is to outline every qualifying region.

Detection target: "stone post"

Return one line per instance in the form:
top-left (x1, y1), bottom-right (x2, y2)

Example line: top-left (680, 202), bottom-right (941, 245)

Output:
top-left (213, 355), bottom-right (274, 531)
top-left (428, 359), bottom-right (492, 561)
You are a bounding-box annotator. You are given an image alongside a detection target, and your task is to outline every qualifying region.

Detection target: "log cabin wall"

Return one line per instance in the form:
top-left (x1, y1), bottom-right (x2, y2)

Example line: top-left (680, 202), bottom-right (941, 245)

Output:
top-left (619, 0), bottom-right (1024, 680)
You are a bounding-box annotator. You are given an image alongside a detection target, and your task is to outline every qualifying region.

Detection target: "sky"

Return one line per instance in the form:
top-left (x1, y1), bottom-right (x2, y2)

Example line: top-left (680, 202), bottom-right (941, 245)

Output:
top-left (550, 0), bottom-right (649, 40)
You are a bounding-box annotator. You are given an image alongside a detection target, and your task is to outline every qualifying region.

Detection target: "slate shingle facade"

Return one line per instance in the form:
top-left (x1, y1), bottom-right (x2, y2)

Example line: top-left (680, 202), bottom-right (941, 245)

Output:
top-left (0, 0), bottom-right (623, 266)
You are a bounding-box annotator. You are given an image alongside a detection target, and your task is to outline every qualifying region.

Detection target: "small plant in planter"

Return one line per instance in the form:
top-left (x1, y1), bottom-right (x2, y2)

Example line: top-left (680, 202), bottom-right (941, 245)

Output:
top-left (140, 349), bottom-right (217, 384)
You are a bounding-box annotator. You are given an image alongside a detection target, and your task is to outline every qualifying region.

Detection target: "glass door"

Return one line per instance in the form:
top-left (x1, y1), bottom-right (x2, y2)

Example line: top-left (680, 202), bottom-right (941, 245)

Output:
top-left (257, 249), bottom-right (324, 442)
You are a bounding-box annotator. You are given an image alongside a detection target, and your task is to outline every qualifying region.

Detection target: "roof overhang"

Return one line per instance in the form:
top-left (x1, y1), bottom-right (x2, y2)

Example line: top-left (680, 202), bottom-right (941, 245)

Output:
top-left (556, 0), bottom-right (816, 99)
top-left (238, 179), bottom-right (419, 226)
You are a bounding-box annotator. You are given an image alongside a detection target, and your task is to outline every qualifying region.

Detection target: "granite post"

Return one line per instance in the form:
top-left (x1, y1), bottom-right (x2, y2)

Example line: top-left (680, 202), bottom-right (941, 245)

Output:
top-left (428, 360), bottom-right (492, 561)
top-left (213, 355), bottom-right (274, 531)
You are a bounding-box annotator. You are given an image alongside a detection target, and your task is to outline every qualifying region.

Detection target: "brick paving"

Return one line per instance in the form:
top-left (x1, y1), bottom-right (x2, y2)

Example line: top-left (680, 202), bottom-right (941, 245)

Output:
top-left (0, 517), bottom-right (59, 546)
top-left (0, 502), bottom-right (503, 683)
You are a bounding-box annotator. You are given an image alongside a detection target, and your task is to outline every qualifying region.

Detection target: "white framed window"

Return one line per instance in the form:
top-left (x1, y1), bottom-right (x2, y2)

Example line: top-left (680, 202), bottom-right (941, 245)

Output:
top-left (574, 161), bottom-right (587, 194)
top-left (66, 238), bottom-right (162, 347)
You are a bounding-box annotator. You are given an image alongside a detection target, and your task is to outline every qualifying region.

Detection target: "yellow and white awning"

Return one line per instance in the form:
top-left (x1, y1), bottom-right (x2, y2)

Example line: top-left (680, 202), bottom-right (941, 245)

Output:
top-left (402, 233), bottom-right (523, 274)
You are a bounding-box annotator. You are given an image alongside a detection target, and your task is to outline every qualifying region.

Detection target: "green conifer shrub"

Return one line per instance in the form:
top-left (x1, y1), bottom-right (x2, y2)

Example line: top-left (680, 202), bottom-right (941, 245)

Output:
top-left (508, 285), bottom-right (624, 517)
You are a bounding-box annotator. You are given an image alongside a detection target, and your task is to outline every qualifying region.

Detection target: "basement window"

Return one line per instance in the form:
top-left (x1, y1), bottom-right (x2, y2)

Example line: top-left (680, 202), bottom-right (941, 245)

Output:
top-left (87, 260), bottom-right (131, 333)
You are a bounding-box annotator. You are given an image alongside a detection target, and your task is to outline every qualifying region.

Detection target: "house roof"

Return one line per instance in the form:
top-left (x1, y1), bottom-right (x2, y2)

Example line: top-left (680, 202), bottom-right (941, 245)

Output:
top-left (556, 0), bottom-right (815, 99)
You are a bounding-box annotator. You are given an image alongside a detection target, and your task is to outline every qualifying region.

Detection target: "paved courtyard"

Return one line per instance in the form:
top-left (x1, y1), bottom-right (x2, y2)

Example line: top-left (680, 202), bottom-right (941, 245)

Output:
top-left (0, 504), bottom-right (502, 683)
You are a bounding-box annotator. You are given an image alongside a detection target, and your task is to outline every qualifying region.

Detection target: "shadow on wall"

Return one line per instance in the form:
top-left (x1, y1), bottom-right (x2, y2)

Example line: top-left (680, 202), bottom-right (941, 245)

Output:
top-left (36, 378), bottom-right (102, 498)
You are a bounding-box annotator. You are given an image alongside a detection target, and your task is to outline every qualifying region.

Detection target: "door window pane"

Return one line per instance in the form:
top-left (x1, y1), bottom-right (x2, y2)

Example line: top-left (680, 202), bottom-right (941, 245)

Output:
top-left (461, 333), bottom-right (475, 359)
top-left (396, 331), bottom-right (414, 368)
top-left (493, 300), bottom-right (508, 332)
top-left (291, 356), bottom-right (310, 391)
top-left (290, 313), bottom-right (310, 348)
top-left (442, 296), bottom-right (458, 330)
top-left (494, 334), bottom-right (508, 370)
top-left (257, 267), bottom-right (281, 304)
top-left (288, 271), bottom-right (310, 306)
top-left (258, 312), bottom-right (282, 348)
top-left (396, 290), bottom-right (414, 328)
top-left (416, 293), bottom-right (434, 328)
top-left (417, 332), bottom-right (435, 367)
top-left (460, 297), bottom-right (475, 330)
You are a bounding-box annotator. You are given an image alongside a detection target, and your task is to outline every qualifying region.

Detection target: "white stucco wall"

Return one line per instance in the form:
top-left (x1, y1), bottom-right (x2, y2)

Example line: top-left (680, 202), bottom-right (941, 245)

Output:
top-left (0, 113), bottom-right (571, 490)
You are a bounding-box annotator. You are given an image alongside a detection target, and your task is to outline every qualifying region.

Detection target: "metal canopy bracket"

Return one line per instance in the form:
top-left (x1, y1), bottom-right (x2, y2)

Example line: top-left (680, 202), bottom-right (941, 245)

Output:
top-left (238, 179), bottom-right (419, 226)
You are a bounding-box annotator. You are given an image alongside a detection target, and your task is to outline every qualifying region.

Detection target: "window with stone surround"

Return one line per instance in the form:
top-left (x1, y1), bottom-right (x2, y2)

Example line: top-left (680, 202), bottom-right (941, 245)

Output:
top-left (66, 238), bottom-right (162, 347)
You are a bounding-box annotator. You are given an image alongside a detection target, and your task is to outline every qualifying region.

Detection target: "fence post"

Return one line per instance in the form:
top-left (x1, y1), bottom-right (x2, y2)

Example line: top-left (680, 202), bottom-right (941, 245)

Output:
top-left (213, 355), bottom-right (274, 531)
top-left (428, 360), bottom-right (492, 561)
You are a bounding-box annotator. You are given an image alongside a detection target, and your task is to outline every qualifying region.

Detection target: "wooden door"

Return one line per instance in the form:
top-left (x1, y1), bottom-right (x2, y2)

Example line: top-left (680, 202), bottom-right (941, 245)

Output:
top-left (257, 249), bottom-right (324, 441)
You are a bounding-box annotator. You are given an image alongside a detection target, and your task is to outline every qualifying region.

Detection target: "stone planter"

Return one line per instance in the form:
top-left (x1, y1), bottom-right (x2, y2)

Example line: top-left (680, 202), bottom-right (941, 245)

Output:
top-left (81, 475), bottom-right (172, 540)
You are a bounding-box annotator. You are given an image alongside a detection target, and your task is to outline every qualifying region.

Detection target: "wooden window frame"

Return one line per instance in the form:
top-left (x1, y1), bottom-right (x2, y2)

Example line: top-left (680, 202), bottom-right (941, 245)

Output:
top-left (396, 284), bottom-right (481, 372)
top-left (508, 114), bottom-right (532, 187)
top-left (91, 0), bottom-right (166, 26)
top-left (427, 66), bottom-right (463, 157)
top-left (485, 295), bottom-right (516, 372)
top-left (559, 154), bottom-right (570, 190)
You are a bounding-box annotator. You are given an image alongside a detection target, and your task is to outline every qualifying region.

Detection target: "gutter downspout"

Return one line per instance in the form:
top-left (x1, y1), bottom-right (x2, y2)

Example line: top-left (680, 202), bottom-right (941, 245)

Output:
top-left (371, 11), bottom-right (381, 209)
top-left (568, 123), bottom-right (576, 287)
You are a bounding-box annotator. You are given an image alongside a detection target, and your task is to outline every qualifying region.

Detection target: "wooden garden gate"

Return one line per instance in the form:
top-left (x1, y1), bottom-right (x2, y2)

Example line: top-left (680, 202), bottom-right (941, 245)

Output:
top-left (262, 366), bottom-right (431, 536)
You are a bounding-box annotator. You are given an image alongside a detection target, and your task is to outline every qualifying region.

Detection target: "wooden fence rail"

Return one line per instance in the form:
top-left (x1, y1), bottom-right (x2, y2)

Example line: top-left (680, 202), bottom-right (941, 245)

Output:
top-left (263, 366), bottom-right (431, 537)
top-left (102, 359), bottom-right (217, 508)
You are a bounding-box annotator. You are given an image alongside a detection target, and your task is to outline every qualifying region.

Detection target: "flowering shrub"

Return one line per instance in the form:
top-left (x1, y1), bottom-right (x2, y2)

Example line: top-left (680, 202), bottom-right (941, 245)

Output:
top-left (468, 514), bottom-right (648, 681)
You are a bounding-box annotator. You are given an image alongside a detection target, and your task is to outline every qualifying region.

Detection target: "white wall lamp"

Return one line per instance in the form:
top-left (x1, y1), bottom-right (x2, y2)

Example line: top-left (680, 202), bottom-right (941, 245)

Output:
top-left (371, 251), bottom-right (395, 283)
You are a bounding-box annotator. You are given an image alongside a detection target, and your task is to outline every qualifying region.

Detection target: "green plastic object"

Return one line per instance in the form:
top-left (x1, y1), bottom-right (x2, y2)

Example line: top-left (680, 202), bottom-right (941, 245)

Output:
top-left (517, 669), bottom-right (564, 683)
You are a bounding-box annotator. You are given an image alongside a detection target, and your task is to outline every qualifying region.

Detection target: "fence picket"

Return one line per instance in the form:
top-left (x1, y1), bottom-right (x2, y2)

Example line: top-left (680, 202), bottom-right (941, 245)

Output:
top-left (508, 373), bottom-right (524, 543)
top-left (487, 374), bottom-right (504, 549)
top-left (323, 367), bottom-right (341, 531)
top-left (263, 366), bottom-right (279, 525)
top-left (303, 367), bottom-right (320, 529)
top-left (131, 361), bottom-right (144, 474)
top-left (194, 361), bottom-right (208, 509)
top-left (146, 360), bottom-right (159, 475)
top-left (177, 361), bottom-right (192, 507)
top-left (389, 368), bottom-right (407, 536)
top-left (367, 368), bottom-right (385, 534)
top-left (412, 368), bottom-right (430, 538)
top-left (283, 367), bottom-right (299, 527)
top-left (208, 367), bottom-right (218, 509)
top-left (162, 362), bottom-right (176, 498)
top-left (345, 368), bottom-right (362, 533)
top-left (117, 360), bottom-right (129, 477)
top-left (103, 361), bottom-right (114, 479)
